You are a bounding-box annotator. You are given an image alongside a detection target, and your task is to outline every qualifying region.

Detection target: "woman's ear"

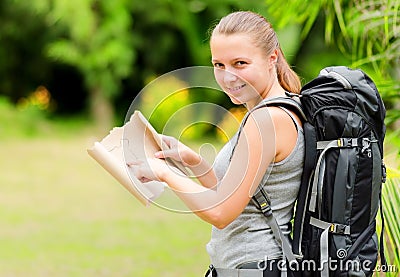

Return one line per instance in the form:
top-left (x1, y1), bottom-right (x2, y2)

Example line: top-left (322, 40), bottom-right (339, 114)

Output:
top-left (269, 49), bottom-right (279, 68)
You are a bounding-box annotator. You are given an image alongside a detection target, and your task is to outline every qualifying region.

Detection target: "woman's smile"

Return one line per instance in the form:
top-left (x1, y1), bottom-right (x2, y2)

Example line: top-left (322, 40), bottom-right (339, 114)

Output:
top-left (227, 83), bottom-right (246, 93)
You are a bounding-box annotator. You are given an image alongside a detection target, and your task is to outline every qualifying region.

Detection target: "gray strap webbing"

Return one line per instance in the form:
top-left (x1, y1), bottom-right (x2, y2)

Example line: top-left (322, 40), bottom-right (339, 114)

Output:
top-left (309, 138), bottom-right (360, 212)
top-left (258, 97), bottom-right (306, 121)
top-left (309, 140), bottom-right (338, 212)
top-left (316, 140), bottom-right (334, 149)
top-left (264, 214), bottom-right (297, 263)
top-left (317, 138), bottom-right (359, 150)
top-left (310, 217), bottom-right (350, 235)
top-left (209, 267), bottom-right (263, 277)
top-left (320, 225), bottom-right (330, 277)
top-left (264, 216), bottom-right (292, 277)
top-left (217, 268), bottom-right (262, 277)
top-left (253, 188), bottom-right (298, 265)
top-left (253, 188), bottom-right (298, 277)
top-left (310, 217), bottom-right (351, 277)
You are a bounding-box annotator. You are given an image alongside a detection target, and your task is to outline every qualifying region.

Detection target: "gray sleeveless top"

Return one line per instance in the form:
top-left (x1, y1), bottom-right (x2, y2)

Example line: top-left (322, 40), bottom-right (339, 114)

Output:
top-left (206, 102), bottom-right (305, 268)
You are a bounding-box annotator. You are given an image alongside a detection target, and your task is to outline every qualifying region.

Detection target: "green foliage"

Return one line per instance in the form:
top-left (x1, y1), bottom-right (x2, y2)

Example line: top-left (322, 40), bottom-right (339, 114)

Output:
top-left (41, 0), bottom-right (135, 98)
top-left (0, 0), bottom-right (56, 101)
top-left (265, 0), bottom-right (327, 40)
top-left (386, 132), bottom-right (400, 162)
top-left (345, 1), bottom-right (399, 69)
top-left (265, 0), bottom-right (400, 72)
top-left (378, 176), bottom-right (400, 276)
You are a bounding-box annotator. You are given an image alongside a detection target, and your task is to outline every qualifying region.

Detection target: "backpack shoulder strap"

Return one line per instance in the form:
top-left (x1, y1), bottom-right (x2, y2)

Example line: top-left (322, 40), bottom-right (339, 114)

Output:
top-left (229, 94), bottom-right (305, 162)
top-left (255, 94), bottom-right (307, 122)
top-left (252, 186), bottom-right (300, 264)
top-left (250, 95), bottom-right (305, 266)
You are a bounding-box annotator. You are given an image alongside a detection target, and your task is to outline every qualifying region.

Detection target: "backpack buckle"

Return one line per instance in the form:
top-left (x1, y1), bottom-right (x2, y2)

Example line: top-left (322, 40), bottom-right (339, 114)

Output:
top-left (252, 188), bottom-right (273, 217)
top-left (329, 223), bottom-right (350, 235)
top-left (337, 138), bottom-right (358, 147)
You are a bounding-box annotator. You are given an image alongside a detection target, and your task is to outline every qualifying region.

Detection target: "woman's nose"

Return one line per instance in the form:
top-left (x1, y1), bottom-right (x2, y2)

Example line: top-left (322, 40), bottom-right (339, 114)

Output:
top-left (223, 70), bottom-right (238, 83)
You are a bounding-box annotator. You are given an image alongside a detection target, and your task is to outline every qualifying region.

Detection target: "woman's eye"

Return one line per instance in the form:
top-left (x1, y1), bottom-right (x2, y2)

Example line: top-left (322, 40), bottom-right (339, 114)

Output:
top-left (213, 63), bottom-right (224, 68)
top-left (235, 61), bottom-right (247, 66)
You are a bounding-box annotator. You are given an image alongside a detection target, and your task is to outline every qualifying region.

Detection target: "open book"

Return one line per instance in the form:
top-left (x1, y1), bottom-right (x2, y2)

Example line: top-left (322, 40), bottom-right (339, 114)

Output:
top-left (87, 111), bottom-right (187, 206)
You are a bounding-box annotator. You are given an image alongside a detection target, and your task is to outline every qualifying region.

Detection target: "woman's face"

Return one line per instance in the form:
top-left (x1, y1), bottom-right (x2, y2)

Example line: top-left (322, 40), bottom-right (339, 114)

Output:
top-left (210, 33), bottom-right (277, 107)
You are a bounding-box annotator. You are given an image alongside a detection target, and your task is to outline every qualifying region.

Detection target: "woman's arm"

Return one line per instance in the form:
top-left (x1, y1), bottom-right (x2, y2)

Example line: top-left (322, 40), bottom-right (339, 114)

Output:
top-left (130, 107), bottom-right (276, 229)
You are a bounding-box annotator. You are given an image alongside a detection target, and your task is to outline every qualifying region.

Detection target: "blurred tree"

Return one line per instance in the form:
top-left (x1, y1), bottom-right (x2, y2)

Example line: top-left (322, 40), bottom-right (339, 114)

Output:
top-left (0, 1), bottom-right (55, 102)
top-left (265, 0), bottom-right (400, 131)
top-left (23, 0), bottom-right (271, 126)
top-left (0, 0), bottom-right (291, 128)
top-left (30, 0), bottom-right (136, 128)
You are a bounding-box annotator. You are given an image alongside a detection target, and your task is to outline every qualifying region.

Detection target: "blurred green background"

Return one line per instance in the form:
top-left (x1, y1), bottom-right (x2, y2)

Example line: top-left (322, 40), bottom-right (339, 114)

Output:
top-left (0, 0), bottom-right (399, 276)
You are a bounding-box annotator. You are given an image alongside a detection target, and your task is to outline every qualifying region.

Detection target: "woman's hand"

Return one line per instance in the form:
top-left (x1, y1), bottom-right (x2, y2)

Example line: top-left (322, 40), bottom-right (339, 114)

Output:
top-left (155, 135), bottom-right (201, 168)
top-left (127, 158), bottom-right (169, 183)
top-left (129, 135), bottom-right (216, 189)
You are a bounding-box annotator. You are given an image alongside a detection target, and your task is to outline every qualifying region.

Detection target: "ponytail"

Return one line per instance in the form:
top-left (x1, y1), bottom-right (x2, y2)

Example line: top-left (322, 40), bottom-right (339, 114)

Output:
top-left (276, 48), bottom-right (301, 94)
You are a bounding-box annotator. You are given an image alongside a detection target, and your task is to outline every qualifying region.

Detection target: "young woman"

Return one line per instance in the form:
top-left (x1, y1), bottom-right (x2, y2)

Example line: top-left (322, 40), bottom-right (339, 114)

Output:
top-left (128, 11), bottom-right (304, 276)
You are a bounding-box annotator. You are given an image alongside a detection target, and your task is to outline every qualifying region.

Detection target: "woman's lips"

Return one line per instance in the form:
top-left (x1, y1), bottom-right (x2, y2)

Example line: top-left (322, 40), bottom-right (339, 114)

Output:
top-left (227, 83), bottom-right (246, 93)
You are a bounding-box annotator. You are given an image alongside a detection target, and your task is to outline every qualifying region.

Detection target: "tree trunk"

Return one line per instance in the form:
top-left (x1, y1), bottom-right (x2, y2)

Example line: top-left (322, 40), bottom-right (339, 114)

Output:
top-left (90, 86), bottom-right (114, 131)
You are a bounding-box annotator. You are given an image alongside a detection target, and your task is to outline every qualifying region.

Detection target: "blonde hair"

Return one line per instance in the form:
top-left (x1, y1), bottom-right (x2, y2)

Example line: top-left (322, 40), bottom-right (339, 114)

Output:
top-left (211, 11), bottom-right (301, 94)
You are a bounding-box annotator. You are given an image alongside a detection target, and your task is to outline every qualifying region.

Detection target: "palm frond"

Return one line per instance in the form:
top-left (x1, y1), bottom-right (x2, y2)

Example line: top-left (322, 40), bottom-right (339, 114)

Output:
top-left (378, 176), bottom-right (400, 276)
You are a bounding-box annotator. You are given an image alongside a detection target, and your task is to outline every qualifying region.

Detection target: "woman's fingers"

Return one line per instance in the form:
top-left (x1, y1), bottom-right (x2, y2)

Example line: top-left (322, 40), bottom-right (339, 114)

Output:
top-left (154, 148), bottom-right (177, 159)
top-left (126, 160), bottom-right (142, 166)
top-left (127, 158), bottom-right (166, 183)
top-left (157, 138), bottom-right (201, 167)
top-left (126, 160), bottom-right (149, 182)
top-left (160, 135), bottom-right (176, 149)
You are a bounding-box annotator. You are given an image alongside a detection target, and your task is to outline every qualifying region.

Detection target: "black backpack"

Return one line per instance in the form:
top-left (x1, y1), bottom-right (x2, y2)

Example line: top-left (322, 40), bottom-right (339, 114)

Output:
top-left (251, 66), bottom-right (387, 276)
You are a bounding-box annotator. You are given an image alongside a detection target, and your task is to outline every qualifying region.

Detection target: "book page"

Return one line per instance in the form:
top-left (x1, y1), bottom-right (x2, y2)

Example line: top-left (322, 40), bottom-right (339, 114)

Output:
top-left (87, 111), bottom-right (185, 206)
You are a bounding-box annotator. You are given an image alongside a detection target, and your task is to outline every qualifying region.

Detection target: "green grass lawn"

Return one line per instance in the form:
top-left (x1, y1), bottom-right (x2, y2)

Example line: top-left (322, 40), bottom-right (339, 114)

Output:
top-left (0, 135), bottom-right (210, 276)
